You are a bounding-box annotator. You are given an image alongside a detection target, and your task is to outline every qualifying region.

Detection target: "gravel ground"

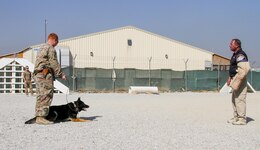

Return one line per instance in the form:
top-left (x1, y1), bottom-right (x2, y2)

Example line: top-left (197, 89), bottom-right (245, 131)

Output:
top-left (0, 92), bottom-right (259, 150)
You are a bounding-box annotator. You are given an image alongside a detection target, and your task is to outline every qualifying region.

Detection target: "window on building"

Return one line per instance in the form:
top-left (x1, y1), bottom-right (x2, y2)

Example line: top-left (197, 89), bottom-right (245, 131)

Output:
top-left (6, 72), bottom-right (12, 76)
top-left (165, 54), bottom-right (168, 59)
top-left (205, 60), bottom-right (212, 70)
top-left (6, 84), bottom-right (11, 88)
top-left (16, 66), bottom-right (22, 71)
top-left (127, 39), bottom-right (132, 46)
top-left (16, 72), bottom-right (22, 77)
top-left (6, 78), bottom-right (11, 82)
top-left (15, 84), bottom-right (22, 88)
top-left (6, 66), bottom-right (12, 70)
top-left (16, 78), bottom-right (22, 82)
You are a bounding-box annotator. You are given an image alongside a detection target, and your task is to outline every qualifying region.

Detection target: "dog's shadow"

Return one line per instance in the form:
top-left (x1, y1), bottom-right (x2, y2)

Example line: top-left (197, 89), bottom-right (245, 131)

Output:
top-left (54, 116), bottom-right (102, 123)
top-left (79, 116), bottom-right (102, 121)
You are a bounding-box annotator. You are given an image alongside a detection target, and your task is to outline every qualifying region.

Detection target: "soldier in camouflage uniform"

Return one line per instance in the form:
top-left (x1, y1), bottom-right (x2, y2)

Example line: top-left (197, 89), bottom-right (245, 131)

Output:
top-left (33, 33), bottom-right (66, 125)
top-left (23, 66), bottom-right (33, 96)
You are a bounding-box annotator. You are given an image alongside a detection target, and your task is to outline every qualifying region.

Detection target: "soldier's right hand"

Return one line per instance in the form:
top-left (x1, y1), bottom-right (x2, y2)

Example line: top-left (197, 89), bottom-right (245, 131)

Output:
top-left (227, 77), bottom-right (231, 86)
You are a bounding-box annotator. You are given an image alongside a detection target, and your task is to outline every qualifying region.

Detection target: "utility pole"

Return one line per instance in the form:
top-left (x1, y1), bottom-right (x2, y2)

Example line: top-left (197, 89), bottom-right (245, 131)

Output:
top-left (45, 19), bottom-right (47, 43)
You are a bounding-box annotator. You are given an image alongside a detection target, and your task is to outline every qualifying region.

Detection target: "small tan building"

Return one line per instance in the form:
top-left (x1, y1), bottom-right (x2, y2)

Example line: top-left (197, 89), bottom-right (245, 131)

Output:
top-left (212, 54), bottom-right (230, 70)
top-left (0, 48), bottom-right (30, 59)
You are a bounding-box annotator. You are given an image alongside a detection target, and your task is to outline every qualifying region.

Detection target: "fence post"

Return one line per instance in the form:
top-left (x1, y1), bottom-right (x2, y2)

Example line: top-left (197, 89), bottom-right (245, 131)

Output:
top-left (250, 61), bottom-right (255, 86)
top-left (217, 62), bottom-right (220, 91)
top-left (72, 54), bottom-right (77, 92)
top-left (183, 59), bottom-right (189, 91)
top-left (148, 57), bottom-right (152, 86)
top-left (112, 56), bottom-right (116, 92)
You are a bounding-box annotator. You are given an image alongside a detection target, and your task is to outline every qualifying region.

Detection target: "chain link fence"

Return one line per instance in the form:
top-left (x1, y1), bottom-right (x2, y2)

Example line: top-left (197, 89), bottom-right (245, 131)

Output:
top-left (59, 67), bottom-right (260, 92)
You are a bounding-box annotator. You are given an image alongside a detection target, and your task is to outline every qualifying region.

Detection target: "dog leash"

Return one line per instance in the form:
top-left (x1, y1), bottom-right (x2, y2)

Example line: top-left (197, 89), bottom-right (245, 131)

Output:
top-left (65, 79), bottom-right (70, 104)
top-left (65, 79), bottom-right (78, 112)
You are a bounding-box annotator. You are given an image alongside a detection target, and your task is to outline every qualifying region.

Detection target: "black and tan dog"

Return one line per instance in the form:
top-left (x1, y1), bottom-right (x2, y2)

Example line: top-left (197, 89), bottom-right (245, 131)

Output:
top-left (25, 97), bottom-right (90, 124)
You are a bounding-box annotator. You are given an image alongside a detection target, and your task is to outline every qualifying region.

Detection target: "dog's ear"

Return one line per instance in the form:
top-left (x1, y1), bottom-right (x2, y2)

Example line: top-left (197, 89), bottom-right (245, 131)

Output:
top-left (77, 97), bottom-right (81, 101)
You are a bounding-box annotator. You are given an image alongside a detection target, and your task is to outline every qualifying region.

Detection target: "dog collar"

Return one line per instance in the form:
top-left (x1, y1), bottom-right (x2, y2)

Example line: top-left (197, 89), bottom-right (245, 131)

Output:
top-left (73, 102), bottom-right (79, 112)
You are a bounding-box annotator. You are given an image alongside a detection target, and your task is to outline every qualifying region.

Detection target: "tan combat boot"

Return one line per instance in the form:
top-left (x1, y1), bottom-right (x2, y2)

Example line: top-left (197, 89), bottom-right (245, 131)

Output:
top-left (227, 117), bottom-right (238, 123)
top-left (232, 118), bottom-right (247, 125)
top-left (36, 116), bottom-right (53, 125)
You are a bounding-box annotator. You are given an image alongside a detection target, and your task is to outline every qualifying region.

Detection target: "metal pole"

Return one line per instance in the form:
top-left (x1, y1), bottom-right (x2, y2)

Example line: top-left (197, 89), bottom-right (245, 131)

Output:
top-left (217, 62), bottom-right (220, 91)
top-left (112, 56), bottom-right (116, 68)
top-left (251, 61), bottom-right (255, 86)
top-left (112, 57), bottom-right (116, 92)
top-left (72, 54), bottom-right (77, 92)
top-left (45, 19), bottom-right (47, 43)
top-left (148, 57), bottom-right (152, 86)
top-left (183, 59), bottom-right (189, 91)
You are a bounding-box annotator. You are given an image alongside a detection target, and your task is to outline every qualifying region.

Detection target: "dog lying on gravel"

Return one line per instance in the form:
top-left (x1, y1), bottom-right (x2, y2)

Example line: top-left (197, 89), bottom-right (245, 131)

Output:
top-left (25, 97), bottom-right (90, 124)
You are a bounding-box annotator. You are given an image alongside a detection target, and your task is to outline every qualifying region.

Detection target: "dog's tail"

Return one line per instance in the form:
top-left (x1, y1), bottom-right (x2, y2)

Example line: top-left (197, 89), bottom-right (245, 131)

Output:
top-left (25, 117), bottom-right (36, 124)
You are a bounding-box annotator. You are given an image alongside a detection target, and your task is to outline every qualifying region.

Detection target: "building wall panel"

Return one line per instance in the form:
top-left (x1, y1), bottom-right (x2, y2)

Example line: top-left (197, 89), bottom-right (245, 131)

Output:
top-left (26, 26), bottom-right (214, 71)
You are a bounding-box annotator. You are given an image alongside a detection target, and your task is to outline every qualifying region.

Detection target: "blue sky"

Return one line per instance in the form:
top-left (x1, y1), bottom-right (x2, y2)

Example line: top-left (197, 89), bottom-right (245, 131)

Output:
top-left (1, 0), bottom-right (260, 66)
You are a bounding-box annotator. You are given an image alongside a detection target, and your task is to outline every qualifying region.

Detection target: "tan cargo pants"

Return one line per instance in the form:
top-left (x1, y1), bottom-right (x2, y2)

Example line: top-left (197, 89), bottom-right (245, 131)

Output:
top-left (231, 78), bottom-right (247, 119)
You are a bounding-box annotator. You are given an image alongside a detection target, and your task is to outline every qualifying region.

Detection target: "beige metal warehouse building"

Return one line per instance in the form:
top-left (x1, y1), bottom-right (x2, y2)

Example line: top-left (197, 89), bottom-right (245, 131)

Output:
top-left (22, 26), bottom-right (228, 71)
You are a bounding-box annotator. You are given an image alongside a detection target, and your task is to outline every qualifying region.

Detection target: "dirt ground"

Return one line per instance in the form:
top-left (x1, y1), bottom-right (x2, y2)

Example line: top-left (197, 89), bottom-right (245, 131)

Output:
top-left (0, 92), bottom-right (259, 150)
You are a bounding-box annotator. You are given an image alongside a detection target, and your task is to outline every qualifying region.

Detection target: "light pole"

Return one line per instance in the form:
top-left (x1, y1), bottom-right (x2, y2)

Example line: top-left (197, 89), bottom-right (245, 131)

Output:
top-left (45, 19), bottom-right (47, 43)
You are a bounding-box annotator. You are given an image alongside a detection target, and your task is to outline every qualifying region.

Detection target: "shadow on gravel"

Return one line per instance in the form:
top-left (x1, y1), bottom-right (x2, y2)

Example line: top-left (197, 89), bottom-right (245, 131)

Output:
top-left (80, 116), bottom-right (102, 121)
top-left (247, 117), bottom-right (254, 123)
top-left (53, 116), bottom-right (102, 123)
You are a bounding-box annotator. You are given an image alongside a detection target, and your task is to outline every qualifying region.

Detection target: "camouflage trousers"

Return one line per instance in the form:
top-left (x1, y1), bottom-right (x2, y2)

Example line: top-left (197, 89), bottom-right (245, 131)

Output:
top-left (35, 72), bottom-right (54, 117)
top-left (24, 81), bottom-right (33, 95)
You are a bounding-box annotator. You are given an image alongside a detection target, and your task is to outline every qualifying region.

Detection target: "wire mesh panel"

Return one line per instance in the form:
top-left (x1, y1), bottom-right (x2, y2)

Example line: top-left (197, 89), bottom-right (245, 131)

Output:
top-left (60, 67), bottom-right (260, 92)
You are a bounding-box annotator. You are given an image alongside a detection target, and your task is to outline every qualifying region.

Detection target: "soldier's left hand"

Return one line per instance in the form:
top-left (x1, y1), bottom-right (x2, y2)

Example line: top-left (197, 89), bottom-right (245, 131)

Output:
top-left (61, 74), bottom-right (67, 80)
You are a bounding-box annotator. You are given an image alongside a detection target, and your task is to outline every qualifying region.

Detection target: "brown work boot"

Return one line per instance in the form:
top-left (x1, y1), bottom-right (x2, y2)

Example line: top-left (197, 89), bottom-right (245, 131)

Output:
top-left (227, 117), bottom-right (238, 123)
top-left (36, 117), bottom-right (53, 125)
top-left (232, 118), bottom-right (247, 125)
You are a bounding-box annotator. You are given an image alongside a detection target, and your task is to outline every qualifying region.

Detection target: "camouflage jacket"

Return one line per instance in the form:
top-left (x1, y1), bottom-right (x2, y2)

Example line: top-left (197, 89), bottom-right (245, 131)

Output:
top-left (34, 43), bottom-right (63, 77)
top-left (23, 70), bottom-right (32, 81)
